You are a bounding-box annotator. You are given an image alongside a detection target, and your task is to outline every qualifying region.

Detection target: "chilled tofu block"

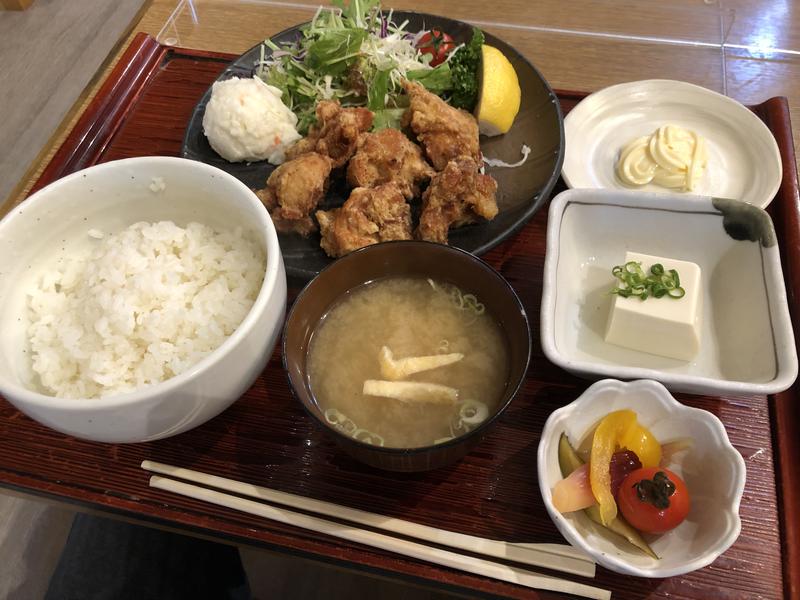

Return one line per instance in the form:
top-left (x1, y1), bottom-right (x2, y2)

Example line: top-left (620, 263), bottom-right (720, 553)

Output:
top-left (605, 251), bottom-right (702, 361)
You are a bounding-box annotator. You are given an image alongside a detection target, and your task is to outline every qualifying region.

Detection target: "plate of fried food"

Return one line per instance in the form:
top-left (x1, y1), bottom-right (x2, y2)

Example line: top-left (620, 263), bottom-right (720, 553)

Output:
top-left (182, 0), bottom-right (564, 279)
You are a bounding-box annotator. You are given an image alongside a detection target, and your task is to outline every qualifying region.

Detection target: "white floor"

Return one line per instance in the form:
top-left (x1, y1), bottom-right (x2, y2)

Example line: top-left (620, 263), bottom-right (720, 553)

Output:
top-left (0, 494), bottom-right (74, 599)
top-left (0, 491), bottom-right (459, 599)
top-left (0, 0), bottom-right (139, 593)
top-left (0, 0), bottom-right (146, 207)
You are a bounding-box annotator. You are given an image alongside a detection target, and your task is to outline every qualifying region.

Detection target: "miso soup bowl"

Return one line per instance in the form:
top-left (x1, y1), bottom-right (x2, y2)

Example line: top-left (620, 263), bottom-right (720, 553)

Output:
top-left (283, 241), bottom-right (531, 472)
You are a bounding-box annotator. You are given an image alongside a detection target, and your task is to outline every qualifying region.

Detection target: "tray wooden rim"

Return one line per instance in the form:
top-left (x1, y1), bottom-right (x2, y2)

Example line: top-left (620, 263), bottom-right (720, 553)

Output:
top-left (9, 31), bottom-right (800, 599)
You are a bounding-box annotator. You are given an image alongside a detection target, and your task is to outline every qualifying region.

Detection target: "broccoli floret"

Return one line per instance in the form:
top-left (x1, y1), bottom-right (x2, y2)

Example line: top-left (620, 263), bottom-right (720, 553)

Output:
top-left (448, 28), bottom-right (484, 111)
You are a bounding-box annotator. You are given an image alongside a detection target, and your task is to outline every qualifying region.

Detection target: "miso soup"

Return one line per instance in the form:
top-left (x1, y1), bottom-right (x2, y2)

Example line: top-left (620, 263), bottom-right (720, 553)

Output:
top-left (306, 277), bottom-right (509, 448)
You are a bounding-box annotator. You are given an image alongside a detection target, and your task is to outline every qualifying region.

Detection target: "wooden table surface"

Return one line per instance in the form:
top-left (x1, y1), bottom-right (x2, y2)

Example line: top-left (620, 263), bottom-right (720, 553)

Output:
top-left (1, 1), bottom-right (799, 598)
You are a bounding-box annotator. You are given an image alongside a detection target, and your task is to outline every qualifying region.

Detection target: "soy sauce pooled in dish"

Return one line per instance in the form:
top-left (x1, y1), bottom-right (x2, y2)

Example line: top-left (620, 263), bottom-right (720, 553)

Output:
top-left (306, 277), bottom-right (509, 448)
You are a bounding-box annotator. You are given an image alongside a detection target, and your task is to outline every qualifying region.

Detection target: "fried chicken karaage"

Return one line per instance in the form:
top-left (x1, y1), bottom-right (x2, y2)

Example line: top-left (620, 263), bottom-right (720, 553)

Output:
top-left (255, 152), bottom-right (332, 236)
top-left (260, 82), bottom-right (502, 253)
top-left (346, 128), bottom-right (435, 199)
top-left (316, 183), bottom-right (412, 257)
top-left (416, 156), bottom-right (498, 244)
top-left (286, 100), bottom-right (373, 168)
top-left (402, 80), bottom-right (481, 171)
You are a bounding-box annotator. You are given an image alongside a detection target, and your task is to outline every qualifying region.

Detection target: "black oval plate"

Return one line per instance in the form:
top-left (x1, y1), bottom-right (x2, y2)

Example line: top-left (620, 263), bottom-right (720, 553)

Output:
top-left (182, 12), bottom-right (565, 280)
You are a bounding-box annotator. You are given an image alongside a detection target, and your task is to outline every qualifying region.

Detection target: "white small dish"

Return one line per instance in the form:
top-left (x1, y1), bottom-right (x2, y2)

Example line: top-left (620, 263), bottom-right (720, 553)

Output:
top-left (537, 378), bottom-right (746, 578)
top-left (540, 188), bottom-right (798, 396)
top-left (562, 79), bottom-right (782, 209)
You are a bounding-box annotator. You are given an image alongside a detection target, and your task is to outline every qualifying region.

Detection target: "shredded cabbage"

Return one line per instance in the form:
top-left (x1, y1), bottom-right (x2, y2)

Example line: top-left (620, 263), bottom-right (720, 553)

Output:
top-left (255, 0), bottom-right (435, 133)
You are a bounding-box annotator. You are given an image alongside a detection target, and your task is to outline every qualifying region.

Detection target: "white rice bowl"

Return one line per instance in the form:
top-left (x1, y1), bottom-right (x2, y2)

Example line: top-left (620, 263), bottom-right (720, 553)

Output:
top-left (202, 76), bottom-right (301, 164)
top-left (27, 221), bottom-right (266, 399)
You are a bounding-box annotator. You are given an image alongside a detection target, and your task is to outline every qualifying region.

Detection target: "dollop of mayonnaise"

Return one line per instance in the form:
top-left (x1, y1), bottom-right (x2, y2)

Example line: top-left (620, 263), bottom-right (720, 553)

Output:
top-left (616, 125), bottom-right (708, 192)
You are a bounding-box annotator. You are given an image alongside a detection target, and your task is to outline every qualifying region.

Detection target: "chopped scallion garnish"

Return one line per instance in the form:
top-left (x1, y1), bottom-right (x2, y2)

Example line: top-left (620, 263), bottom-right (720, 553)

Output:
top-left (610, 261), bottom-right (685, 300)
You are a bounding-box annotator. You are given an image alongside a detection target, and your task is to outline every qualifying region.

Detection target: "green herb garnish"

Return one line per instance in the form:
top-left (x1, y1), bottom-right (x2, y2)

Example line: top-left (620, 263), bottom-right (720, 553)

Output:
top-left (447, 27), bottom-right (484, 110)
top-left (610, 261), bottom-right (685, 300)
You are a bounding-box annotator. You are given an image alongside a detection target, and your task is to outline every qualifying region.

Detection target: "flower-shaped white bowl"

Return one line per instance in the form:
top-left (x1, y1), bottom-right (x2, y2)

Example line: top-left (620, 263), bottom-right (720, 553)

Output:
top-left (537, 378), bottom-right (746, 578)
top-left (540, 188), bottom-right (798, 396)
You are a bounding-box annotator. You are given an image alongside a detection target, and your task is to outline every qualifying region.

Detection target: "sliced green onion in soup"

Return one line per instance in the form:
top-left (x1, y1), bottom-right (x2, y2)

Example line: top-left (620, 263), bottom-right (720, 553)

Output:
top-left (340, 419), bottom-right (358, 435)
top-left (353, 428), bottom-right (385, 447)
top-left (324, 408), bottom-right (345, 425)
top-left (459, 399), bottom-right (489, 426)
top-left (430, 281), bottom-right (485, 317)
top-left (325, 409), bottom-right (384, 446)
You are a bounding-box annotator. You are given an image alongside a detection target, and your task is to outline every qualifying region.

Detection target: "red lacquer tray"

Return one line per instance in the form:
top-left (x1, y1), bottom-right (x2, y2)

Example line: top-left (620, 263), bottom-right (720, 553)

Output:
top-left (5, 32), bottom-right (800, 599)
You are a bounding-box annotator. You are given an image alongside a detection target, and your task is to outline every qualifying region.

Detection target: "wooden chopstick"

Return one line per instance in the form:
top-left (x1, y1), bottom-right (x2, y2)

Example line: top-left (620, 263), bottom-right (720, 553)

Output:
top-left (148, 474), bottom-right (610, 600)
top-left (141, 460), bottom-right (594, 578)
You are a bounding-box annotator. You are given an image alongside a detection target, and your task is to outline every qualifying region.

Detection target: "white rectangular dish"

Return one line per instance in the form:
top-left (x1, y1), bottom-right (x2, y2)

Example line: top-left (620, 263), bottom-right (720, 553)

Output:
top-left (540, 189), bottom-right (798, 395)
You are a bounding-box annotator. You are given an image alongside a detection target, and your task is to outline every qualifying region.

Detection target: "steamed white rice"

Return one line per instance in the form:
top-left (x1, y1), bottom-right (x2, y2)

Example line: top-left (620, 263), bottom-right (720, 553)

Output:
top-left (27, 221), bottom-right (266, 399)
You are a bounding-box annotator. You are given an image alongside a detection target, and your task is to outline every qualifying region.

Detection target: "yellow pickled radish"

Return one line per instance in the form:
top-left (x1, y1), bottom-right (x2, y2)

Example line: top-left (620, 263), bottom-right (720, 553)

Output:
top-left (589, 409), bottom-right (637, 526)
top-left (619, 421), bottom-right (662, 468)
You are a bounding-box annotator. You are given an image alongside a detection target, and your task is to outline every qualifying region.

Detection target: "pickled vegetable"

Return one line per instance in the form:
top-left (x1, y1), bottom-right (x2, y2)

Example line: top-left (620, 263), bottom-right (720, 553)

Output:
top-left (553, 449), bottom-right (641, 513)
top-left (557, 432), bottom-right (658, 559)
top-left (619, 468), bottom-right (690, 534)
top-left (659, 439), bottom-right (694, 466)
top-left (590, 410), bottom-right (637, 525)
top-left (587, 504), bottom-right (659, 559)
top-left (609, 450), bottom-right (643, 498)
top-left (619, 422), bottom-right (662, 468)
top-left (558, 432), bottom-right (583, 475)
top-left (552, 463), bottom-right (594, 513)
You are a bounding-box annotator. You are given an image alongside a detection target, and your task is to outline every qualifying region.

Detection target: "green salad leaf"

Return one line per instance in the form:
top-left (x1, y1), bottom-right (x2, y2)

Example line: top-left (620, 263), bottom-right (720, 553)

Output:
top-left (372, 108), bottom-right (406, 130)
top-left (407, 62), bottom-right (452, 93)
top-left (255, 1), bottom-right (484, 132)
top-left (332, 0), bottom-right (381, 27)
top-left (256, 0), bottom-right (438, 133)
top-left (306, 29), bottom-right (368, 75)
top-left (367, 68), bottom-right (391, 110)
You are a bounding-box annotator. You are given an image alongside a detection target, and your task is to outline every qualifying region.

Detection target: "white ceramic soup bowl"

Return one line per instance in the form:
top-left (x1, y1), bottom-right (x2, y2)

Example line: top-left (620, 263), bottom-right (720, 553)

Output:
top-left (540, 188), bottom-right (797, 396)
top-left (537, 378), bottom-right (746, 577)
top-left (0, 157), bottom-right (286, 443)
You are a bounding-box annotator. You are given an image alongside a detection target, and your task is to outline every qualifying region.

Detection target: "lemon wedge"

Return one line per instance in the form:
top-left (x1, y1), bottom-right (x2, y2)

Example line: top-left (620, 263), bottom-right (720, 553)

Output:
top-left (475, 45), bottom-right (521, 136)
